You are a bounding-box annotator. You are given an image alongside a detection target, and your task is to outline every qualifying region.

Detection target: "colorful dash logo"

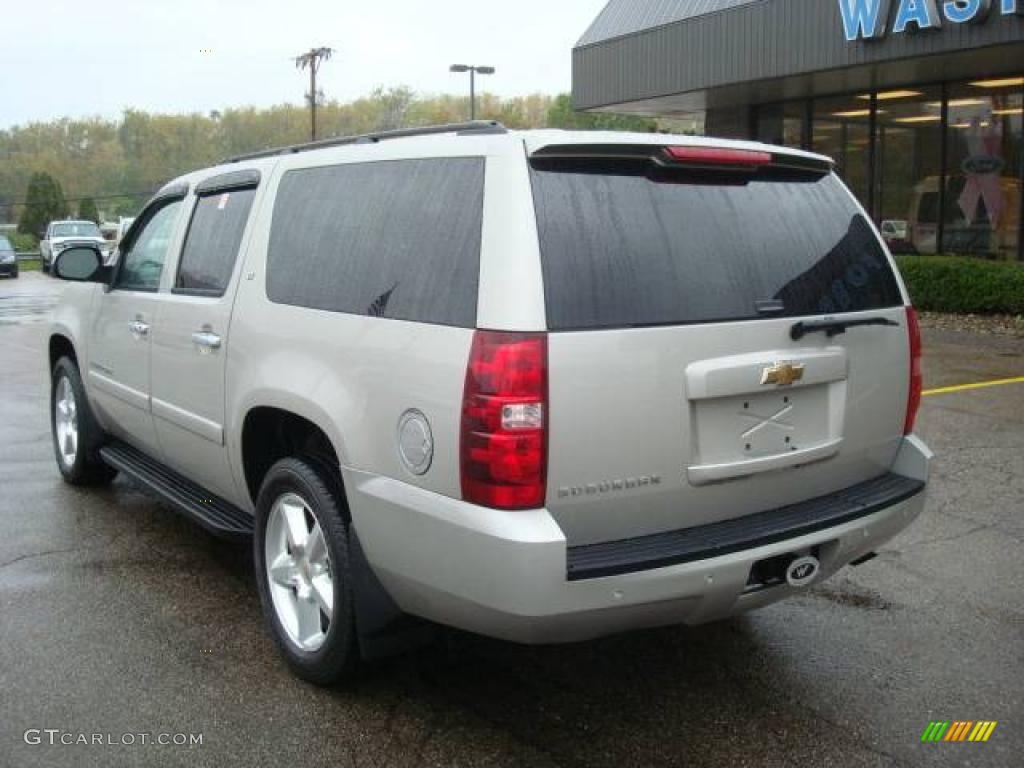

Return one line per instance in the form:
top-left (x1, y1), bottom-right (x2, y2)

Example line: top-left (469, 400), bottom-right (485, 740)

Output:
top-left (921, 721), bottom-right (997, 742)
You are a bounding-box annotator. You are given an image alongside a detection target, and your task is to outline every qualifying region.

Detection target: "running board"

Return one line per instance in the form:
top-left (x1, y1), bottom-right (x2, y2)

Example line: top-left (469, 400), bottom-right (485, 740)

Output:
top-left (100, 440), bottom-right (254, 539)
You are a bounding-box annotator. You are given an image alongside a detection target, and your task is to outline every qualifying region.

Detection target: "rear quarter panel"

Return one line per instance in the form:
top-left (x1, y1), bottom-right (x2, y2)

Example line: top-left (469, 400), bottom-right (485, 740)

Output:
top-left (224, 139), bottom-right (522, 509)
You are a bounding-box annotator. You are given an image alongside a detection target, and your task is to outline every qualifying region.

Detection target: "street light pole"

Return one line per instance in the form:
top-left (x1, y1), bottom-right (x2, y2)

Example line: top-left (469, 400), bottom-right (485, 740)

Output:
top-left (295, 47), bottom-right (334, 141)
top-left (449, 64), bottom-right (495, 121)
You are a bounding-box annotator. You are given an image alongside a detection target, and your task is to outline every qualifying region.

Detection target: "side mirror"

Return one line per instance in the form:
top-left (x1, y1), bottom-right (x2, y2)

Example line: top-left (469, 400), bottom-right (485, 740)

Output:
top-left (54, 246), bottom-right (109, 282)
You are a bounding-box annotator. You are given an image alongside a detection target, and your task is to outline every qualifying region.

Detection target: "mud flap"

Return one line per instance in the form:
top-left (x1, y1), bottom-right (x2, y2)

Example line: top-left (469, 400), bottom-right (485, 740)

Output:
top-left (348, 529), bottom-right (439, 660)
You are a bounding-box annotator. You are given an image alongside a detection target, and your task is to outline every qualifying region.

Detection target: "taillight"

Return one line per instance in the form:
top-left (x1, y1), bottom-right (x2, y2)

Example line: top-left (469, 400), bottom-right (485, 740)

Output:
top-left (904, 306), bottom-right (922, 435)
top-left (460, 331), bottom-right (547, 510)
top-left (664, 146), bottom-right (772, 167)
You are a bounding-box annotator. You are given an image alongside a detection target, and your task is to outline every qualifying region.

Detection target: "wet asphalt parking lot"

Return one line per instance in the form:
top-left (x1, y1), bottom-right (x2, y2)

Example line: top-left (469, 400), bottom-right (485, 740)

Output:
top-left (0, 271), bottom-right (1021, 768)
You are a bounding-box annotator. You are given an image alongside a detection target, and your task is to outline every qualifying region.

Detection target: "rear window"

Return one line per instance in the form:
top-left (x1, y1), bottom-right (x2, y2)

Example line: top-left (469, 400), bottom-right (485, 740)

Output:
top-left (267, 157), bottom-right (484, 328)
top-left (529, 158), bottom-right (902, 331)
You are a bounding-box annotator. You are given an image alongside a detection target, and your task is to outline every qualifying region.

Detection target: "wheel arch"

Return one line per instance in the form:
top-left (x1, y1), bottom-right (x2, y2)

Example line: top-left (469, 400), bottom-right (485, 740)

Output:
top-left (240, 405), bottom-right (345, 509)
top-left (240, 404), bottom-right (433, 660)
top-left (49, 292), bottom-right (91, 379)
top-left (49, 333), bottom-right (78, 372)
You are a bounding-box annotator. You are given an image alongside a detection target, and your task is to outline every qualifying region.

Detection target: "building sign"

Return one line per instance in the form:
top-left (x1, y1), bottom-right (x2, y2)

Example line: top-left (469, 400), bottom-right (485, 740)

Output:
top-left (840, 0), bottom-right (1023, 41)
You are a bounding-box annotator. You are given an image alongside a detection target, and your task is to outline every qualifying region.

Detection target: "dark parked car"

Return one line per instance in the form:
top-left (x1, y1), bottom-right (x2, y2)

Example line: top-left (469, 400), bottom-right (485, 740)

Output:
top-left (0, 235), bottom-right (18, 278)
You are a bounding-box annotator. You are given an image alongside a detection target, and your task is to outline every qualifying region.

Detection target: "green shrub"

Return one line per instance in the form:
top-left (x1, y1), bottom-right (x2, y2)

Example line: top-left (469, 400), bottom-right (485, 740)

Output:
top-left (6, 232), bottom-right (38, 252)
top-left (895, 255), bottom-right (1024, 315)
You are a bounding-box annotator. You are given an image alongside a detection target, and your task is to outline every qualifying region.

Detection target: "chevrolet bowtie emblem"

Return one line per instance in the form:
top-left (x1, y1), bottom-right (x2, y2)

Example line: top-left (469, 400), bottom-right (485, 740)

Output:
top-left (760, 362), bottom-right (805, 387)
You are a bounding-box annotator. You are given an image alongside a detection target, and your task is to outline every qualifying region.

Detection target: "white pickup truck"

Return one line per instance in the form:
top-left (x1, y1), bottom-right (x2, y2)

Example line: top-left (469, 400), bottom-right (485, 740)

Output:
top-left (40, 220), bottom-right (108, 273)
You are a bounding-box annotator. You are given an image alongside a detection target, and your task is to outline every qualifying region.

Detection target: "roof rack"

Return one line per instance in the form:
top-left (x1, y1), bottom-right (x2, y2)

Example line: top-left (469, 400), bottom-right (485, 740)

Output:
top-left (225, 120), bottom-right (507, 163)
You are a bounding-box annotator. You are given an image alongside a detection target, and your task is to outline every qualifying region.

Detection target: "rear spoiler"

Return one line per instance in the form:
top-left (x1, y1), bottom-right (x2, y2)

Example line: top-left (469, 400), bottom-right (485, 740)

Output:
top-left (529, 143), bottom-right (834, 176)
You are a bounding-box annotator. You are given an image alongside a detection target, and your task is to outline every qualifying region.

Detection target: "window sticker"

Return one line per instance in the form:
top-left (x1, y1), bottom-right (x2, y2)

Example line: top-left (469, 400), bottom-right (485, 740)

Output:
top-left (218, 193), bottom-right (230, 210)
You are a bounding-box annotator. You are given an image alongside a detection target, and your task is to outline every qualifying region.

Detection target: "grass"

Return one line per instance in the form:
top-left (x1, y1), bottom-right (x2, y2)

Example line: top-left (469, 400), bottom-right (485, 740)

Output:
top-left (16, 258), bottom-right (42, 272)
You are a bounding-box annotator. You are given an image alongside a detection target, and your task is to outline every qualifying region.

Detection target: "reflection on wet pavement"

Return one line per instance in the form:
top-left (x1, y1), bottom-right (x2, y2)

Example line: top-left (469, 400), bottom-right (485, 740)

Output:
top-left (0, 272), bottom-right (66, 324)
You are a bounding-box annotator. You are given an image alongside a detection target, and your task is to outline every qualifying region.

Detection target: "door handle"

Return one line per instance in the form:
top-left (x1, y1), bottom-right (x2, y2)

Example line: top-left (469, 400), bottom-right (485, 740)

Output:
top-left (128, 320), bottom-right (149, 337)
top-left (191, 331), bottom-right (222, 350)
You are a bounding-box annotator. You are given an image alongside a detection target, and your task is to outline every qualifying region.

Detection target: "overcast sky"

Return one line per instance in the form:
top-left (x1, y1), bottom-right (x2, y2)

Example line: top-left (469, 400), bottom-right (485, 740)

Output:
top-left (1, 0), bottom-right (608, 129)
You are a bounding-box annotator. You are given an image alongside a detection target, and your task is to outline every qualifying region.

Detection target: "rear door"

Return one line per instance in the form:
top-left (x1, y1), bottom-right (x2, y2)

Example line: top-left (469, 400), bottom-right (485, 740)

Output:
top-left (150, 172), bottom-right (260, 503)
top-left (529, 143), bottom-right (910, 546)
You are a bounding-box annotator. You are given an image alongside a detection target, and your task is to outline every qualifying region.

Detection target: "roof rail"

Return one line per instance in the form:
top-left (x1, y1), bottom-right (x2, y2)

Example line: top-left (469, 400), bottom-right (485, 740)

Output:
top-left (224, 120), bottom-right (507, 163)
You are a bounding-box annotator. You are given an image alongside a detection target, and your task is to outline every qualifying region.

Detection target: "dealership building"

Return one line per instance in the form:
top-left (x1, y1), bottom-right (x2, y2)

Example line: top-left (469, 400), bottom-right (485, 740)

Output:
top-left (572, 0), bottom-right (1024, 260)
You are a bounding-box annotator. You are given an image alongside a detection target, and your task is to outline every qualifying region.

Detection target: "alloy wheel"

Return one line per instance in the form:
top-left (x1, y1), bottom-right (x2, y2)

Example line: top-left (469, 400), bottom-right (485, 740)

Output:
top-left (54, 375), bottom-right (78, 469)
top-left (264, 492), bottom-right (334, 652)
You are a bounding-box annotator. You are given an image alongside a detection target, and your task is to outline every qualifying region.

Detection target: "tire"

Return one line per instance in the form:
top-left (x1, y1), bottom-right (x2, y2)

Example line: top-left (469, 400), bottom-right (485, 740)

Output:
top-left (51, 357), bottom-right (117, 485)
top-left (254, 457), bottom-right (359, 684)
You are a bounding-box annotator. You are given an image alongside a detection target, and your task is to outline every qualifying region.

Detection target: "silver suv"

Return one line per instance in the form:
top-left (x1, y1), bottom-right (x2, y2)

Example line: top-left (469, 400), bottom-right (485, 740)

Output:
top-left (47, 122), bottom-right (931, 684)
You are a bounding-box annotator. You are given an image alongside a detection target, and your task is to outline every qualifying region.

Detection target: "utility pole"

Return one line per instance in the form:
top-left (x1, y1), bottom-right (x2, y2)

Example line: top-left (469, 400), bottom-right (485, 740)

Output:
top-left (295, 47), bottom-right (334, 141)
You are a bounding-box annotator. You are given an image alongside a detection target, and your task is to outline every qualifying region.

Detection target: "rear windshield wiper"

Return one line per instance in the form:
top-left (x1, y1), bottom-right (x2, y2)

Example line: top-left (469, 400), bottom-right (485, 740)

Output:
top-left (790, 316), bottom-right (899, 340)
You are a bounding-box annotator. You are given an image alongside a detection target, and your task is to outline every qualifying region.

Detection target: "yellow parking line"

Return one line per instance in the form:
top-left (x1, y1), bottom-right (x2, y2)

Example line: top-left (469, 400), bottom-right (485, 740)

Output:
top-left (923, 376), bottom-right (1024, 397)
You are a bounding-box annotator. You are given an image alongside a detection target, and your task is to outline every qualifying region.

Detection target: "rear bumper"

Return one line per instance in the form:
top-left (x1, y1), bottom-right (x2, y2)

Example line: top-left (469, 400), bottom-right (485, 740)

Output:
top-left (566, 472), bottom-right (922, 580)
top-left (348, 436), bottom-right (931, 644)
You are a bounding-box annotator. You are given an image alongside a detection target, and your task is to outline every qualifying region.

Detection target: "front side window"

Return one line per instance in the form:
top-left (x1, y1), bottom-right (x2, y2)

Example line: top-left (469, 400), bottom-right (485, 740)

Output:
top-left (116, 201), bottom-right (183, 291)
top-left (175, 188), bottom-right (256, 296)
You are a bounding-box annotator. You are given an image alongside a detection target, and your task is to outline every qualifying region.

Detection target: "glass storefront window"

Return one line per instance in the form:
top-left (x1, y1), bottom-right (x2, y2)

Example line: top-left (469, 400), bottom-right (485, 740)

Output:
top-left (755, 101), bottom-right (805, 148)
top-left (873, 88), bottom-right (944, 254)
top-left (706, 79), bottom-right (1024, 260)
top-left (943, 79), bottom-right (1022, 260)
top-left (705, 106), bottom-right (752, 140)
top-left (812, 96), bottom-right (871, 207)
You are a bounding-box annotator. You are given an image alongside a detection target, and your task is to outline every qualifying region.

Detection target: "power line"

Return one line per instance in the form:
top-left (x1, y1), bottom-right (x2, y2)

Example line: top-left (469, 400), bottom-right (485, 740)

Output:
top-left (0, 190), bottom-right (153, 208)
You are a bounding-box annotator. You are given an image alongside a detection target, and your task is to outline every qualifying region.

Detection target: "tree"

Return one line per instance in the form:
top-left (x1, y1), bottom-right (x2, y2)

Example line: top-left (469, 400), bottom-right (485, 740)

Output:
top-left (372, 86), bottom-right (416, 132)
top-left (546, 93), bottom-right (657, 132)
top-left (78, 196), bottom-right (99, 223)
top-left (0, 93), bottom-right (590, 229)
top-left (17, 172), bottom-right (68, 237)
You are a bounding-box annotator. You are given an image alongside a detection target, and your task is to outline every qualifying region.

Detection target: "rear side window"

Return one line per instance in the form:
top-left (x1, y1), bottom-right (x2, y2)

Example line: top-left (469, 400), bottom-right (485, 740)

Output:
top-left (266, 158), bottom-right (484, 327)
top-left (530, 161), bottom-right (902, 330)
top-left (175, 188), bottom-right (256, 296)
